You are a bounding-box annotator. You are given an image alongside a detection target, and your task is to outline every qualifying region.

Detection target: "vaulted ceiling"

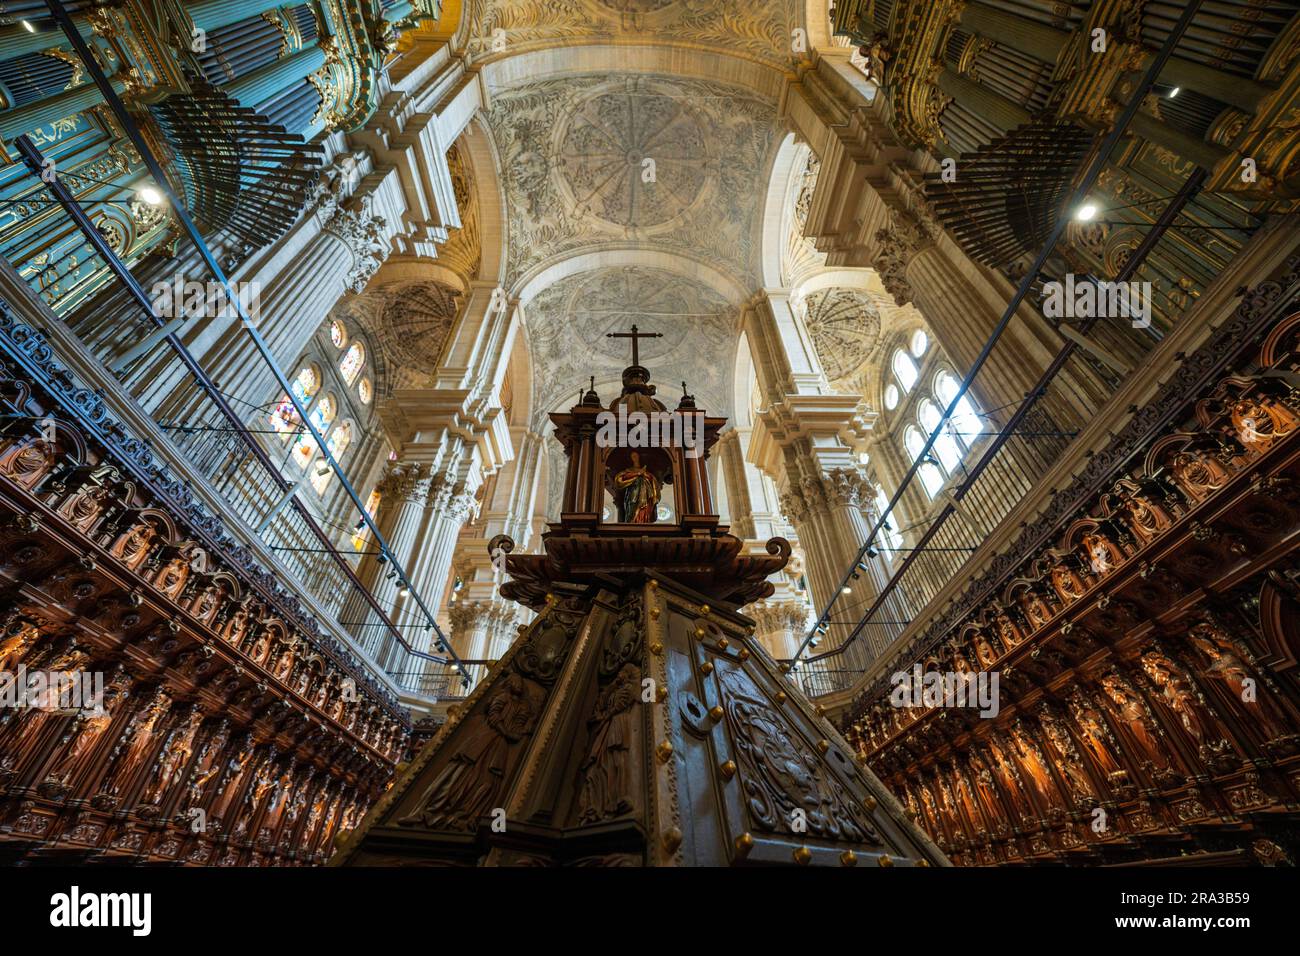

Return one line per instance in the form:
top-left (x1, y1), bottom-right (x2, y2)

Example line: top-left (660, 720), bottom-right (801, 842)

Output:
top-left (459, 2), bottom-right (808, 443)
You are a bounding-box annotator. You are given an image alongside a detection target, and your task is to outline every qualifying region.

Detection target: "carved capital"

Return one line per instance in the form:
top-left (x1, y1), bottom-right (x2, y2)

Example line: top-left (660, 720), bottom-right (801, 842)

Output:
top-left (376, 461), bottom-right (429, 503)
top-left (323, 196), bottom-right (390, 294)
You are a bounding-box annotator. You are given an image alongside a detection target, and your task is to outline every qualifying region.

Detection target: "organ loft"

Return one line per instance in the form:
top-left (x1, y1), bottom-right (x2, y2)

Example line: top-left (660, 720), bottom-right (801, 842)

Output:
top-left (0, 0), bottom-right (1299, 873)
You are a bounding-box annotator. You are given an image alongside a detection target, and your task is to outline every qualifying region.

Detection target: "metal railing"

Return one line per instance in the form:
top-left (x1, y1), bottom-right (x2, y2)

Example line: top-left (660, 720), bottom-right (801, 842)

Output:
top-left (0, 0), bottom-right (472, 699)
top-left (793, 0), bottom-right (1234, 696)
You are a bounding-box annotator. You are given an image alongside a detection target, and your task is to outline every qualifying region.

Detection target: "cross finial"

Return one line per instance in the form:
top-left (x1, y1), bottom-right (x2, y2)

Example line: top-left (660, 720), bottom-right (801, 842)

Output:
top-left (605, 323), bottom-right (663, 368)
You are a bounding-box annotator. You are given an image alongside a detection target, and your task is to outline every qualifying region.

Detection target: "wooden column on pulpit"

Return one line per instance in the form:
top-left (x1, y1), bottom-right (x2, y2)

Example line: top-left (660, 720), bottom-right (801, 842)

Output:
top-left (330, 340), bottom-right (947, 868)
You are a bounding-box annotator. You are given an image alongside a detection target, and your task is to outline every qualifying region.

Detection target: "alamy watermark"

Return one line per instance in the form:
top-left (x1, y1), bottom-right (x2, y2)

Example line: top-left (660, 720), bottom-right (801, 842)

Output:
top-left (149, 273), bottom-right (261, 324)
top-left (889, 665), bottom-right (1001, 718)
top-left (1042, 274), bottom-right (1152, 330)
top-left (594, 405), bottom-right (705, 458)
top-left (0, 667), bottom-right (104, 714)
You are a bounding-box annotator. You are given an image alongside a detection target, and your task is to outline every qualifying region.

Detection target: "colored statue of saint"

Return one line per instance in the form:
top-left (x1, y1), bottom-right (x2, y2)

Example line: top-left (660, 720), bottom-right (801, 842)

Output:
top-left (613, 452), bottom-right (661, 523)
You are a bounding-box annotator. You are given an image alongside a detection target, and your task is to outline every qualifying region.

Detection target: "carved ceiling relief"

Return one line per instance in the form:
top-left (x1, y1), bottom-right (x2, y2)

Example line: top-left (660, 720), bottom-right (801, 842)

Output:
top-left (783, 145), bottom-right (826, 285)
top-left (486, 73), bottom-right (780, 284)
top-left (463, 0), bottom-right (802, 65)
top-left (334, 280), bottom-right (462, 394)
top-left (440, 143), bottom-right (483, 283)
top-left (795, 287), bottom-right (882, 384)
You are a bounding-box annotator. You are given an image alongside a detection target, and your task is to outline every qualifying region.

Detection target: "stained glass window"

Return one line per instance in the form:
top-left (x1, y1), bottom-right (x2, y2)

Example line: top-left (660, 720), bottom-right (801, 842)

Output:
top-left (884, 383), bottom-right (899, 410)
top-left (270, 365), bottom-right (318, 439)
top-left (358, 377), bottom-right (372, 404)
top-left (312, 421), bottom-right (352, 494)
top-left (292, 395), bottom-right (335, 470)
top-left (352, 489), bottom-right (381, 550)
top-left (269, 395), bottom-right (301, 438)
top-left (330, 320), bottom-right (347, 349)
top-left (308, 394), bottom-right (335, 433)
top-left (291, 364), bottom-right (319, 403)
top-left (340, 342), bottom-right (365, 385)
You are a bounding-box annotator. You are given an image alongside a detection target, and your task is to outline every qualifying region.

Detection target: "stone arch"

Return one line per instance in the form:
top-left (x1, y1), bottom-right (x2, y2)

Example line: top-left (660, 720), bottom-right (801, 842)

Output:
top-left (472, 41), bottom-right (790, 100)
top-left (513, 248), bottom-right (750, 308)
top-left (455, 116), bottom-right (508, 285)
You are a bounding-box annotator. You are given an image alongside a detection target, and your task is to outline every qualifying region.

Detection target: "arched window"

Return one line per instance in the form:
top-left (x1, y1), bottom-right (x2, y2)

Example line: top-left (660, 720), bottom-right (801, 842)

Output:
top-left (291, 364), bottom-right (320, 403)
top-left (935, 371), bottom-right (983, 448)
top-left (269, 395), bottom-right (301, 438)
top-left (893, 350), bottom-right (919, 392)
top-left (292, 395), bottom-right (335, 470)
top-left (905, 426), bottom-right (945, 497)
top-left (352, 488), bottom-right (381, 550)
top-left (874, 484), bottom-right (904, 553)
top-left (329, 320), bottom-right (347, 349)
top-left (312, 421), bottom-right (352, 494)
top-left (269, 364), bottom-right (318, 438)
top-left (884, 383), bottom-right (899, 410)
top-left (919, 399), bottom-right (962, 473)
top-left (358, 377), bottom-right (372, 404)
top-left (340, 342), bottom-right (365, 385)
top-left (308, 394), bottom-right (335, 432)
top-left (910, 329), bottom-right (929, 358)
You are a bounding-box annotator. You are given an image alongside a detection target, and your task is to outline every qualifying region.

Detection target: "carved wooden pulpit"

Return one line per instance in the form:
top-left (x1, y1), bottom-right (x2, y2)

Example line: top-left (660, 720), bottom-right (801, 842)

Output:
top-left (331, 347), bottom-right (947, 867)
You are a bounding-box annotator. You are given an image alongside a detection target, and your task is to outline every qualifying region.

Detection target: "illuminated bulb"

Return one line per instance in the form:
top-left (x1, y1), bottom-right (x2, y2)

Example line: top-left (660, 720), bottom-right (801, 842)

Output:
top-left (841, 585), bottom-right (852, 594)
top-left (1168, 86), bottom-right (1180, 98)
top-left (1074, 203), bottom-right (1097, 222)
top-left (138, 186), bottom-right (164, 206)
top-left (397, 584), bottom-right (410, 598)
top-left (21, 20), bottom-right (36, 33)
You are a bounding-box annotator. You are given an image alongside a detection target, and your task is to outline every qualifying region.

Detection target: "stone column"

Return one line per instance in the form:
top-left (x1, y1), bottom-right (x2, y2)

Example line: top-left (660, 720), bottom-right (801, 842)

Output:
top-left (448, 599), bottom-right (522, 690)
top-left (748, 601), bottom-right (812, 663)
top-left (353, 460), bottom-right (431, 666)
top-left (212, 196), bottom-right (391, 408)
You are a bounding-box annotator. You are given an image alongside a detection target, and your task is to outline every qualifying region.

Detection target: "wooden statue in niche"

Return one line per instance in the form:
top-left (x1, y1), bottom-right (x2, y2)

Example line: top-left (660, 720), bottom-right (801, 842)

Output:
top-left (610, 450), bottom-right (663, 523)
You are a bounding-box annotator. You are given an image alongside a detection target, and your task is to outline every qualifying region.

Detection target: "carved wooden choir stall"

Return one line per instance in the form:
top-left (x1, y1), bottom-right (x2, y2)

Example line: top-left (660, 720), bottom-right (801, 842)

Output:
top-left (331, 340), bottom-right (947, 866)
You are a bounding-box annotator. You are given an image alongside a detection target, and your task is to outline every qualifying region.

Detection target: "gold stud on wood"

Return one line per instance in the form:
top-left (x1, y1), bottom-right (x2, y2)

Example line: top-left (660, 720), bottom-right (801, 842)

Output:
top-left (817, 739), bottom-right (830, 754)
top-left (737, 648), bottom-right (750, 661)
top-left (700, 661), bottom-right (714, 675)
top-left (661, 827), bottom-right (682, 853)
top-left (649, 641), bottom-right (663, 655)
top-left (719, 759), bottom-right (737, 780)
top-left (708, 705), bottom-right (723, 722)
top-left (775, 691), bottom-right (787, 704)
top-left (656, 740), bottom-right (674, 763)
top-left (734, 833), bottom-right (754, 858)
top-left (878, 854), bottom-right (894, 867)
top-left (717, 637), bottom-right (729, 650)
top-left (793, 846), bottom-right (812, 866)
top-left (840, 850), bottom-right (858, 867)
top-left (863, 795), bottom-right (878, 811)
